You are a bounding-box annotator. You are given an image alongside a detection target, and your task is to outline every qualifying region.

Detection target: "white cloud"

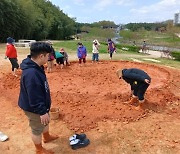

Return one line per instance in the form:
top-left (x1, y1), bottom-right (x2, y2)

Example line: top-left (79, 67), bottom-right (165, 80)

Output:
top-left (130, 0), bottom-right (180, 22)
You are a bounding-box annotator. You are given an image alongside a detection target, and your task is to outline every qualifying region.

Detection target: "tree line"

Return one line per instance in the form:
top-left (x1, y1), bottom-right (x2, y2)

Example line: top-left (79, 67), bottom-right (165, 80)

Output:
top-left (124, 21), bottom-right (173, 31)
top-left (0, 0), bottom-right (76, 42)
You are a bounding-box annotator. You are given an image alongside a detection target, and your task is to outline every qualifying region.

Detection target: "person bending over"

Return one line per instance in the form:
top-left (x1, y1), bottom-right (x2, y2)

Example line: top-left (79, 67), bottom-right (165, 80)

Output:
top-left (116, 68), bottom-right (151, 110)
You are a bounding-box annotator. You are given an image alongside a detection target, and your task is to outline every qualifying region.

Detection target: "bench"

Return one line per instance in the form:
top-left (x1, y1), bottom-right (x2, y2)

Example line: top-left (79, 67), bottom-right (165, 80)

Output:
top-left (14, 40), bottom-right (36, 48)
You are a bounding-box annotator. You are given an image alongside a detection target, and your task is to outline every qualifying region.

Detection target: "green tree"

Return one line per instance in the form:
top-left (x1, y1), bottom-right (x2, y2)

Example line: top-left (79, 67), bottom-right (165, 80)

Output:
top-left (0, 0), bottom-right (76, 41)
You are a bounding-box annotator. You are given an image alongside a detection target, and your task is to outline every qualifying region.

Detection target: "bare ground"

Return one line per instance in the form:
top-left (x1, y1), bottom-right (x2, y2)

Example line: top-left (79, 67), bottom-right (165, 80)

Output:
top-left (0, 52), bottom-right (180, 154)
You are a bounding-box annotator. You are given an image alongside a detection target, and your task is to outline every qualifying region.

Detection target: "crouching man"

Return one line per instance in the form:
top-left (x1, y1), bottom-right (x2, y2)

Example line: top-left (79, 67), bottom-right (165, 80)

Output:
top-left (116, 68), bottom-right (151, 110)
top-left (18, 42), bottom-right (59, 154)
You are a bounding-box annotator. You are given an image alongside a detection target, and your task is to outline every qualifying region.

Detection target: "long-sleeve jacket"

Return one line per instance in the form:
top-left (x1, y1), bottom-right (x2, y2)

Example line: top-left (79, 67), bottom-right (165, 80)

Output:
top-left (60, 51), bottom-right (68, 61)
top-left (122, 68), bottom-right (151, 90)
top-left (77, 46), bottom-right (87, 59)
top-left (18, 56), bottom-right (51, 115)
top-left (108, 41), bottom-right (115, 53)
top-left (5, 44), bottom-right (17, 58)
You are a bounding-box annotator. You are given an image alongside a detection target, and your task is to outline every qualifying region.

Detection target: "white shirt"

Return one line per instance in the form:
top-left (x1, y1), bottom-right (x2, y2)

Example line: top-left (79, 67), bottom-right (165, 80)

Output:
top-left (92, 44), bottom-right (99, 53)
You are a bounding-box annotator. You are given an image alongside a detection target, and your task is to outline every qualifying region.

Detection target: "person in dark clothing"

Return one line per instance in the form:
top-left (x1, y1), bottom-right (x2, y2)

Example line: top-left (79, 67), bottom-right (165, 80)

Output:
top-left (18, 42), bottom-right (58, 154)
top-left (116, 68), bottom-right (151, 110)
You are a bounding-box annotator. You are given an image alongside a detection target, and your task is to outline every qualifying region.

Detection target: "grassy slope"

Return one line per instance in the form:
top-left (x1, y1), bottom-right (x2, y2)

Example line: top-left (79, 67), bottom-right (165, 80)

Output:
top-left (52, 41), bottom-right (180, 69)
top-left (120, 30), bottom-right (180, 48)
top-left (53, 40), bottom-right (110, 53)
top-left (1, 40), bottom-right (179, 69)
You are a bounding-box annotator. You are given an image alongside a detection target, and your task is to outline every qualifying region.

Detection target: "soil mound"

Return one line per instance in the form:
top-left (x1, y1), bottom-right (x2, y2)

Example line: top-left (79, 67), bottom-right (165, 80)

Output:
top-left (0, 61), bottom-right (179, 132)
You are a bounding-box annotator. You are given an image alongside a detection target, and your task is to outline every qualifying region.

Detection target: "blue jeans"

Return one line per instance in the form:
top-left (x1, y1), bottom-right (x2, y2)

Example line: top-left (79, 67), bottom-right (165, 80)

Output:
top-left (92, 53), bottom-right (99, 61)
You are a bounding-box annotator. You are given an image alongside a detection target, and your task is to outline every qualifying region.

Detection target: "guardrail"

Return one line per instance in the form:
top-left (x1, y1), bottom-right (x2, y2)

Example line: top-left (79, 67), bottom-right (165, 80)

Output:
top-left (14, 40), bottom-right (36, 48)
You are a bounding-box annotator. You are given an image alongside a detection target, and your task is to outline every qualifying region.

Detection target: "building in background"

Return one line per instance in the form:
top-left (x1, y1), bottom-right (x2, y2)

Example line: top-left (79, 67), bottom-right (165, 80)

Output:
top-left (174, 12), bottom-right (180, 25)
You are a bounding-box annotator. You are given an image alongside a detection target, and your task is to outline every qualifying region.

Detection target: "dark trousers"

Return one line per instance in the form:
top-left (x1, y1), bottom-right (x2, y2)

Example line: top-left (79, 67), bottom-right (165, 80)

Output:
top-left (92, 53), bottom-right (99, 61)
top-left (56, 57), bottom-right (64, 65)
top-left (79, 58), bottom-right (86, 64)
top-left (133, 83), bottom-right (149, 100)
top-left (9, 58), bottom-right (19, 71)
top-left (110, 52), bottom-right (113, 58)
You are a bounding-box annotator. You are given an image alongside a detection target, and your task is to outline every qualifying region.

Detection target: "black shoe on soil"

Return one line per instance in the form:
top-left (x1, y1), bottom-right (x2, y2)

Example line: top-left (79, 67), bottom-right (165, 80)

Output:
top-left (69, 133), bottom-right (86, 141)
top-left (71, 138), bottom-right (90, 150)
top-left (76, 134), bottom-right (86, 140)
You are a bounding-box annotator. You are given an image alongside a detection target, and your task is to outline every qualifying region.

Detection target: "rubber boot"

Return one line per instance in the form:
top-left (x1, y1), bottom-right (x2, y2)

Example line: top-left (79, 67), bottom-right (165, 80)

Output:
top-left (129, 97), bottom-right (138, 105)
top-left (35, 143), bottom-right (54, 154)
top-left (43, 132), bottom-right (59, 143)
top-left (135, 99), bottom-right (145, 110)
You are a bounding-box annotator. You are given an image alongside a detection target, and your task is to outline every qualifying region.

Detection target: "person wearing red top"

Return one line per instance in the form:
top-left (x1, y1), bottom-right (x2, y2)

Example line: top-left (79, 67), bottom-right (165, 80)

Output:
top-left (5, 37), bottom-right (19, 77)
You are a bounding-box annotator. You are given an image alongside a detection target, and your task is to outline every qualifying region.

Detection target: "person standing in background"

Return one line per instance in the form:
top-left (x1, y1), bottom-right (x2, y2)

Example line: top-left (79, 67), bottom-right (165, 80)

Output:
top-left (92, 39), bottom-right (100, 63)
top-left (47, 41), bottom-right (55, 73)
top-left (77, 42), bottom-right (87, 66)
top-left (5, 37), bottom-right (19, 77)
top-left (142, 40), bottom-right (147, 53)
top-left (107, 38), bottom-right (116, 60)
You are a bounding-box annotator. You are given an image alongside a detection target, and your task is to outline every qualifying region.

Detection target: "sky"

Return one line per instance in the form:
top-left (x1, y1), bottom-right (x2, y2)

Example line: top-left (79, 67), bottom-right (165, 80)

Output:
top-left (49, 0), bottom-right (180, 24)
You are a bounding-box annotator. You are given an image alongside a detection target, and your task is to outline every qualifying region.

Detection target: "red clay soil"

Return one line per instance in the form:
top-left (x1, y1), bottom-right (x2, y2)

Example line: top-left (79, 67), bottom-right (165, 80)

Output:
top-left (0, 60), bottom-right (180, 153)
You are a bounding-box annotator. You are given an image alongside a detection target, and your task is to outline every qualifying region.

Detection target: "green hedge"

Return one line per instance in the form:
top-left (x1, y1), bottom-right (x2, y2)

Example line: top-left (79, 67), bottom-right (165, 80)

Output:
top-left (171, 51), bottom-right (180, 61)
top-left (100, 42), bottom-right (140, 52)
top-left (115, 44), bottom-right (140, 52)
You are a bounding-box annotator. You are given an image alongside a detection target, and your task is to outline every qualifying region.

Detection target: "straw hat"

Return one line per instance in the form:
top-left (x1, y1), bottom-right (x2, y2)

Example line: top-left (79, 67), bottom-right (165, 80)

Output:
top-left (116, 69), bottom-right (122, 78)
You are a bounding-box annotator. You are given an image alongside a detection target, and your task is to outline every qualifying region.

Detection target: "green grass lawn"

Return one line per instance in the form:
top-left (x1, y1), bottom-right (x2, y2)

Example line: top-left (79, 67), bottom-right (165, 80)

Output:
top-left (53, 40), bottom-right (110, 53)
top-left (52, 40), bottom-right (180, 69)
top-left (1, 40), bottom-right (179, 69)
top-left (120, 30), bottom-right (180, 48)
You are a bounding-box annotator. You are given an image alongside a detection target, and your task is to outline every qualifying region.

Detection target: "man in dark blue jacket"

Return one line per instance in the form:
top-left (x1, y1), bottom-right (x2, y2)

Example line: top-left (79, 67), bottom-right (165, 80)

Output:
top-left (116, 68), bottom-right (151, 110)
top-left (18, 42), bottom-right (58, 154)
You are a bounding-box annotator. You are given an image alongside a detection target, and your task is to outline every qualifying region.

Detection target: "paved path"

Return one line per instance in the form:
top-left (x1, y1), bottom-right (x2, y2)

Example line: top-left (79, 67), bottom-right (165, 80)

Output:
top-left (133, 49), bottom-right (170, 63)
top-left (147, 50), bottom-right (162, 57)
top-left (139, 49), bottom-right (163, 58)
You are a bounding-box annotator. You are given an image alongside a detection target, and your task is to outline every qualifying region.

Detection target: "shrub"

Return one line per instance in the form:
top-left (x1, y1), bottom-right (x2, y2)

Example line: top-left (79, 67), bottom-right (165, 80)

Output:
top-left (100, 42), bottom-right (140, 52)
top-left (115, 44), bottom-right (140, 52)
top-left (171, 51), bottom-right (180, 61)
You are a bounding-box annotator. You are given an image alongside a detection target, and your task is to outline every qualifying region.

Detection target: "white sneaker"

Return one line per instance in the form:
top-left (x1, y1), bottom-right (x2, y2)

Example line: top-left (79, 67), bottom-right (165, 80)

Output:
top-left (0, 132), bottom-right (8, 142)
